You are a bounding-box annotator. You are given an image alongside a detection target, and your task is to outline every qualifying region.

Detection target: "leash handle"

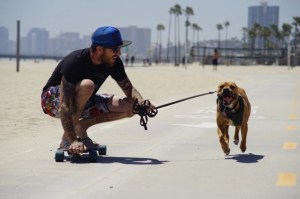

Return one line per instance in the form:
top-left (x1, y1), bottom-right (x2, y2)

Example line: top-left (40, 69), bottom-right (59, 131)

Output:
top-left (132, 99), bottom-right (157, 130)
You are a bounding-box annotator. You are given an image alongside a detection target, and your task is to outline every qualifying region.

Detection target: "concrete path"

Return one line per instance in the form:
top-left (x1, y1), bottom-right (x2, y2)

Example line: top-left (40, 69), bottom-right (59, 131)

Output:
top-left (0, 65), bottom-right (299, 199)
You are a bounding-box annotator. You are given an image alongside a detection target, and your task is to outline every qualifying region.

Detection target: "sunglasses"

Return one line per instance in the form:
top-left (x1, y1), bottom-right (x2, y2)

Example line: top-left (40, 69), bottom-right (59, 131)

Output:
top-left (106, 46), bottom-right (121, 54)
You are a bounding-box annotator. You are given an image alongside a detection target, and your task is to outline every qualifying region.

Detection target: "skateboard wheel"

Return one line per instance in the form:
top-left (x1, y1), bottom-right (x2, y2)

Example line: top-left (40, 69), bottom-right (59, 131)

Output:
top-left (98, 145), bottom-right (107, 155)
top-left (88, 150), bottom-right (98, 162)
top-left (55, 149), bottom-right (65, 162)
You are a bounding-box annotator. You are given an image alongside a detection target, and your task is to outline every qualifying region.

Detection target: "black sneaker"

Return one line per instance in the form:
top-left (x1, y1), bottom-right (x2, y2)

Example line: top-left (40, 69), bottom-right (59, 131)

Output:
top-left (80, 137), bottom-right (99, 149)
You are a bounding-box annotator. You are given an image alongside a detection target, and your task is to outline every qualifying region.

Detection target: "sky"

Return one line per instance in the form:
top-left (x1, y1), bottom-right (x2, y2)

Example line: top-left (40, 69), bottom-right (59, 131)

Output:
top-left (1, 0), bottom-right (299, 44)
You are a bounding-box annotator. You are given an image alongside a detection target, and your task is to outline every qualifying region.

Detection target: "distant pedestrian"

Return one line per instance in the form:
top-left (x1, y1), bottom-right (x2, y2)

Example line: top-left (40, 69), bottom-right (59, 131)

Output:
top-left (212, 49), bottom-right (219, 71)
top-left (131, 55), bottom-right (135, 66)
top-left (125, 54), bottom-right (129, 66)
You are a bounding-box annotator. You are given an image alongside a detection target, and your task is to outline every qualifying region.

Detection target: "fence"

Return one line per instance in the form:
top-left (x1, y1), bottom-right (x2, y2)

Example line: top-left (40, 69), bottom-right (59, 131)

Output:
top-left (190, 46), bottom-right (290, 66)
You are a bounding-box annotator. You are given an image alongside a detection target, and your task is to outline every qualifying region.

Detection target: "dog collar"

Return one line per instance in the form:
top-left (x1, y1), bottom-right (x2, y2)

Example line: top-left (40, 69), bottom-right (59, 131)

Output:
top-left (217, 96), bottom-right (244, 126)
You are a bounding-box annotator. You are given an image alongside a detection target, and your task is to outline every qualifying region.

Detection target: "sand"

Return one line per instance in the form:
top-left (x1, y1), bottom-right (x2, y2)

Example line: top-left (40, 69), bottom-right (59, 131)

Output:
top-left (0, 59), bottom-right (298, 143)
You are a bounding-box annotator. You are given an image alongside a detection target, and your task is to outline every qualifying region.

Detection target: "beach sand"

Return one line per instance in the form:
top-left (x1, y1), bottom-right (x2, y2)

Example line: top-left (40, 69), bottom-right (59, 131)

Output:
top-left (0, 59), bottom-right (298, 143)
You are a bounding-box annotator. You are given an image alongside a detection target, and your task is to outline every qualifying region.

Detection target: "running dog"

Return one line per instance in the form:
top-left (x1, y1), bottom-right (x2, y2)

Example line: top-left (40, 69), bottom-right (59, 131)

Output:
top-left (216, 82), bottom-right (251, 155)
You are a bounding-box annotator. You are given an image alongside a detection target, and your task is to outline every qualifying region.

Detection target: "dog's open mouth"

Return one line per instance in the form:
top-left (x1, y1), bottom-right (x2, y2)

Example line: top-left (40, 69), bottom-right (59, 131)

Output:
top-left (220, 92), bottom-right (236, 106)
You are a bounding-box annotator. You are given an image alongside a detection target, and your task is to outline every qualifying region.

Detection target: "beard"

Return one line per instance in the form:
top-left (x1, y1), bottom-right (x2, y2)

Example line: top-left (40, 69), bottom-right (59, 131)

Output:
top-left (102, 51), bottom-right (116, 67)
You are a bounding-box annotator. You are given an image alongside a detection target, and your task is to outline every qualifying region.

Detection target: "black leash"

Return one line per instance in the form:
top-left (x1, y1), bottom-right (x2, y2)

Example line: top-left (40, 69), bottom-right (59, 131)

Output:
top-left (156, 91), bottom-right (216, 110)
top-left (133, 91), bottom-right (216, 130)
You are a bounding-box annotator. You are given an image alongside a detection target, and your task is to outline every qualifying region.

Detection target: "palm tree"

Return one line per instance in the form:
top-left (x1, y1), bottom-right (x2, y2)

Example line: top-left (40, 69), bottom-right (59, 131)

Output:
top-left (156, 24), bottom-right (165, 63)
top-left (248, 29), bottom-right (256, 56)
top-left (167, 7), bottom-right (175, 63)
top-left (216, 24), bottom-right (223, 48)
top-left (293, 16), bottom-right (300, 26)
top-left (173, 4), bottom-right (182, 65)
top-left (224, 21), bottom-right (230, 49)
top-left (191, 23), bottom-right (198, 46)
top-left (224, 21), bottom-right (230, 65)
top-left (246, 23), bottom-right (261, 56)
top-left (241, 27), bottom-right (248, 49)
top-left (252, 23), bottom-right (262, 49)
top-left (260, 26), bottom-right (272, 55)
top-left (281, 23), bottom-right (292, 47)
top-left (184, 6), bottom-right (194, 65)
top-left (270, 24), bottom-right (280, 48)
top-left (292, 16), bottom-right (300, 66)
top-left (196, 25), bottom-right (202, 46)
top-left (196, 26), bottom-right (203, 63)
top-left (191, 23), bottom-right (202, 62)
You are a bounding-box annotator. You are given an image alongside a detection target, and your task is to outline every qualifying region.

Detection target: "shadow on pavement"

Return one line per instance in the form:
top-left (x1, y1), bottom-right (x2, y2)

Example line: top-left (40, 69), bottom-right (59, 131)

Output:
top-left (225, 153), bottom-right (264, 163)
top-left (99, 156), bottom-right (169, 165)
top-left (66, 155), bottom-right (169, 165)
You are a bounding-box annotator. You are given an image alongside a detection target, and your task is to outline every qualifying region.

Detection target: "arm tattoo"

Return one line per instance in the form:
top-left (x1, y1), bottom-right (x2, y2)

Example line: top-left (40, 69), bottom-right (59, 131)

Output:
top-left (117, 77), bottom-right (143, 102)
top-left (117, 77), bottom-right (132, 91)
top-left (59, 77), bottom-right (77, 140)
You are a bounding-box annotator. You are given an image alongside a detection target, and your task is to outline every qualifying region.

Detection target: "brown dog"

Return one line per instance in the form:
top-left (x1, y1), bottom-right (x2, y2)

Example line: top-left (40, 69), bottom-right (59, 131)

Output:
top-left (216, 82), bottom-right (251, 155)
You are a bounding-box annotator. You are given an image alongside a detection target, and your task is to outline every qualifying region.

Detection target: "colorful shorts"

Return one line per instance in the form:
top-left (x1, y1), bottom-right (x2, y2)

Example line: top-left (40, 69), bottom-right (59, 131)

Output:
top-left (41, 85), bottom-right (112, 119)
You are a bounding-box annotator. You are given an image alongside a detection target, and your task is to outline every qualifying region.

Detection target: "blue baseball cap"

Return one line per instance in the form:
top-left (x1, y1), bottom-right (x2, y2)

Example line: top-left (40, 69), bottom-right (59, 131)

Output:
top-left (91, 26), bottom-right (132, 48)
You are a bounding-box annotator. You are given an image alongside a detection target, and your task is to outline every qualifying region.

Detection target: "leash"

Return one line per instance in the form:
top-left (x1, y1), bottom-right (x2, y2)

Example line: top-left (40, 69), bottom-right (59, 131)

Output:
top-left (156, 91), bottom-right (216, 110)
top-left (133, 91), bottom-right (217, 130)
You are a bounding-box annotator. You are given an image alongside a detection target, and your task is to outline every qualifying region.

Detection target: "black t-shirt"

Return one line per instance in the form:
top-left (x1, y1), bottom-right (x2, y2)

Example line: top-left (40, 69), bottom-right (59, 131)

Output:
top-left (42, 48), bottom-right (127, 95)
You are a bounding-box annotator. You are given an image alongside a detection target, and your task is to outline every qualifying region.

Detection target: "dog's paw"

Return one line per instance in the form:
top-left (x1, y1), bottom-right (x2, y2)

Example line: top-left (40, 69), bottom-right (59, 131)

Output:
top-left (224, 148), bottom-right (231, 155)
top-left (240, 145), bottom-right (247, 153)
top-left (233, 139), bottom-right (239, 145)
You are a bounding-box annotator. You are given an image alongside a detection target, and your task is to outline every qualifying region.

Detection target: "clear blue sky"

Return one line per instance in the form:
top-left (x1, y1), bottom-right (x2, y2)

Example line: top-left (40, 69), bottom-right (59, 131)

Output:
top-left (1, 0), bottom-right (299, 43)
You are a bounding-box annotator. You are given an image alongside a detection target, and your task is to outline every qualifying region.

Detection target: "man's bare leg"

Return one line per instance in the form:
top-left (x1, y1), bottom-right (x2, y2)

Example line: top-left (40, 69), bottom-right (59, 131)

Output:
top-left (61, 95), bottom-right (135, 147)
top-left (60, 79), bottom-right (94, 152)
top-left (71, 79), bottom-right (95, 138)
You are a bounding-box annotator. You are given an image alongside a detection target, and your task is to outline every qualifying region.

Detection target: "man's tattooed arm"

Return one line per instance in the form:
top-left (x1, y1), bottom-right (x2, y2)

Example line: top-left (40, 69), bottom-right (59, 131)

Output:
top-left (117, 77), bottom-right (143, 103)
top-left (59, 77), bottom-right (77, 141)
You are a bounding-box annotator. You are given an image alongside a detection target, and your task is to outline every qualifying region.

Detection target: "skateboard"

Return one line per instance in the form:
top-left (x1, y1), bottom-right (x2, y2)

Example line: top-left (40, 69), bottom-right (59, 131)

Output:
top-left (55, 145), bottom-right (107, 162)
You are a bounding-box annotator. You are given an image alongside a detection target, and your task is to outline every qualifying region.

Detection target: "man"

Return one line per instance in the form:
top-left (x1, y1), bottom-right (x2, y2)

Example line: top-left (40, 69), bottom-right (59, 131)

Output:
top-left (212, 49), bottom-right (219, 71)
top-left (41, 26), bottom-right (155, 154)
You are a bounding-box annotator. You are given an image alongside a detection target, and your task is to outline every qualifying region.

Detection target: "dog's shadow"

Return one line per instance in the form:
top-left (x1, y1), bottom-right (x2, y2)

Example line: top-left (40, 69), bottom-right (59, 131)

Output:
top-left (225, 153), bottom-right (264, 163)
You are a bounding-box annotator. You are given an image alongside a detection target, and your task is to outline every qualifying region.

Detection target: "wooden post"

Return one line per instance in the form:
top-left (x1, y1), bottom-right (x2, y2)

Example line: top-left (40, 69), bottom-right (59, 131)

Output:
top-left (16, 20), bottom-right (20, 72)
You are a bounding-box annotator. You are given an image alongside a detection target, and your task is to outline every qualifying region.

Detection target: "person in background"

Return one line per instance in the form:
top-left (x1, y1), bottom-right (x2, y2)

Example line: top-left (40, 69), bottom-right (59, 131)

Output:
top-left (212, 49), bottom-right (220, 71)
top-left (130, 55), bottom-right (135, 66)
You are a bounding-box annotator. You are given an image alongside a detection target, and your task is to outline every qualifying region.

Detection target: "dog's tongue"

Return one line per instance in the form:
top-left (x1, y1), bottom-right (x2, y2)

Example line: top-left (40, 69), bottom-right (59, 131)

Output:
top-left (223, 96), bottom-right (232, 104)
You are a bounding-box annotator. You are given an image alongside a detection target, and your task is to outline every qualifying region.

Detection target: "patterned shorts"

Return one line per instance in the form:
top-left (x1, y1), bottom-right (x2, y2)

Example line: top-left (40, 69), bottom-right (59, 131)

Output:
top-left (41, 85), bottom-right (112, 119)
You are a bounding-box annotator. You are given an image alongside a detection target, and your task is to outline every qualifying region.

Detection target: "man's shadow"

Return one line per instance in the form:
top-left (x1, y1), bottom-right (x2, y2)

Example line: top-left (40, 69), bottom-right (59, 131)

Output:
top-left (99, 156), bottom-right (168, 165)
top-left (225, 153), bottom-right (264, 163)
top-left (68, 155), bottom-right (168, 165)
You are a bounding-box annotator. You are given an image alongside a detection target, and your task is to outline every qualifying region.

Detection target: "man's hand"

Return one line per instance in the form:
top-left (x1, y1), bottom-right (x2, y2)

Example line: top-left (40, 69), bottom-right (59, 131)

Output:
top-left (68, 140), bottom-right (87, 154)
top-left (142, 100), bottom-right (156, 117)
top-left (132, 99), bottom-right (157, 130)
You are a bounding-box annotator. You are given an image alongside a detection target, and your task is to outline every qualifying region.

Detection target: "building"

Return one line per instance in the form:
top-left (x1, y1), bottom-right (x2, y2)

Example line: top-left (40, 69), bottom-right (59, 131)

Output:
top-left (0, 26), bottom-right (9, 54)
top-left (48, 32), bottom-right (83, 56)
top-left (27, 28), bottom-right (49, 55)
top-left (118, 26), bottom-right (151, 59)
top-left (248, 2), bottom-right (279, 48)
top-left (1, 25), bottom-right (151, 59)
